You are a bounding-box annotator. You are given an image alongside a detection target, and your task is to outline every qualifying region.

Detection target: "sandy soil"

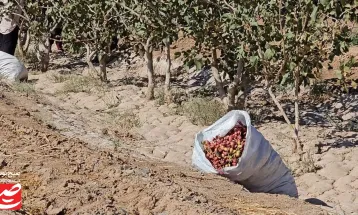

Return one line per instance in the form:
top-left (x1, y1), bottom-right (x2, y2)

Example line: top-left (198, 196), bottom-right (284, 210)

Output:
top-left (0, 87), bottom-right (328, 215)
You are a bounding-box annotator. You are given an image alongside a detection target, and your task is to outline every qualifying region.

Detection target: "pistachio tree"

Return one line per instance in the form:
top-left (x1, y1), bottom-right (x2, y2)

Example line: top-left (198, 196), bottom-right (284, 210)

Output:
top-left (159, 1), bottom-right (181, 103)
top-left (179, 0), bottom-right (261, 110)
top-left (0, 0), bottom-right (58, 70)
top-left (179, 0), bottom-right (228, 100)
top-left (23, 0), bottom-right (63, 72)
top-left (119, 0), bottom-right (180, 100)
top-left (330, 1), bottom-right (357, 91)
top-left (180, 0), bottom-right (355, 153)
top-left (60, 0), bottom-right (126, 82)
top-left (259, 0), bottom-right (353, 152)
top-left (223, 0), bottom-right (354, 152)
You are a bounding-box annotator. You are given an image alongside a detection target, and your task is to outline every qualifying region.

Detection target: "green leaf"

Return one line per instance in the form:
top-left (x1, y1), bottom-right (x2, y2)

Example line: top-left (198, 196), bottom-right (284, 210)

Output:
top-left (186, 59), bottom-right (195, 69)
top-left (264, 48), bottom-right (274, 60)
top-left (286, 31), bottom-right (294, 39)
top-left (289, 62), bottom-right (296, 71)
top-left (194, 59), bottom-right (203, 70)
top-left (340, 41), bottom-right (349, 52)
top-left (335, 70), bottom-right (343, 80)
top-left (193, 6), bottom-right (199, 13)
top-left (249, 56), bottom-right (259, 66)
top-left (174, 52), bottom-right (181, 59)
top-left (222, 13), bottom-right (233, 19)
top-left (184, 64), bottom-right (190, 72)
top-left (184, 16), bottom-right (190, 24)
top-left (351, 81), bottom-right (357, 89)
top-left (280, 73), bottom-right (290, 85)
top-left (344, 66), bottom-right (350, 72)
top-left (320, 0), bottom-right (329, 7)
top-left (250, 21), bottom-right (258, 27)
top-left (310, 6), bottom-right (318, 23)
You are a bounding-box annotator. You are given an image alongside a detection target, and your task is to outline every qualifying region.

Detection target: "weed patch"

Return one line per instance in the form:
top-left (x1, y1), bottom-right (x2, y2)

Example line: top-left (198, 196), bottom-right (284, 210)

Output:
top-left (177, 97), bottom-right (226, 126)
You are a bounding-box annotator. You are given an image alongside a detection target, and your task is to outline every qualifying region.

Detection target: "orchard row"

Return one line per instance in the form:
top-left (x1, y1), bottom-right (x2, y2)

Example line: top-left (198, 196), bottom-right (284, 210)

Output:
top-left (8, 0), bottom-right (357, 153)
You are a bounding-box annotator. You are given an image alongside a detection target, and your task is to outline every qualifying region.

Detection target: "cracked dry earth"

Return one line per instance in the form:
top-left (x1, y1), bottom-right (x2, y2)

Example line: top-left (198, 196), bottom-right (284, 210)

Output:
top-left (0, 90), bottom-right (328, 215)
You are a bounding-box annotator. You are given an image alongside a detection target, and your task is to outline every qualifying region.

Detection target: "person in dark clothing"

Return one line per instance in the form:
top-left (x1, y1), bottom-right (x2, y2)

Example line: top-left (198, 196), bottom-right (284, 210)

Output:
top-left (0, 25), bottom-right (19, 55)
top-left (40, 0), bottom-right (64, 53)
top-left (49, 26), bottom-right (64, 52)
top-left (0, 0), bottom-right (24, 55)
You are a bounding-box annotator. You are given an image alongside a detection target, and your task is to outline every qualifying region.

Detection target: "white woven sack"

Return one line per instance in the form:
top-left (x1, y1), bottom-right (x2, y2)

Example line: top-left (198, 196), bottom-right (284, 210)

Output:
top-left (192, 110), bottom-right (298, 198)
top-left (0, 51), bottom-right (28, 81)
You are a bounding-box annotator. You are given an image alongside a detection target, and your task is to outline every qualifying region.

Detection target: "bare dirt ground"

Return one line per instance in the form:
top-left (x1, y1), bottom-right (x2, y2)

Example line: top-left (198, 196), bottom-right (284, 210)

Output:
top-left (1, 43), bottom-right (357, 214)
top-left (0, 87), bottom-right (328, 215)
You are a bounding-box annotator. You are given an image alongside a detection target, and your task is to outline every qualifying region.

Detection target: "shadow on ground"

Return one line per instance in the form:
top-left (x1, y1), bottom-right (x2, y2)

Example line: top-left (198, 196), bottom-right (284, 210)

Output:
top-left (305, 198), bottom-right (333, 208)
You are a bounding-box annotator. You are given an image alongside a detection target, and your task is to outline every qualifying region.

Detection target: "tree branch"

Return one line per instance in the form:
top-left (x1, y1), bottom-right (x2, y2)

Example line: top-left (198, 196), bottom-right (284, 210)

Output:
top-left (267, 85), bottom-right (294, 130)
top-left (85, 43), bottom-right (99, 77)
top-left (222, 0), bottom-right (236, 13)
top-left (119, 2), bottom-right (157, 28)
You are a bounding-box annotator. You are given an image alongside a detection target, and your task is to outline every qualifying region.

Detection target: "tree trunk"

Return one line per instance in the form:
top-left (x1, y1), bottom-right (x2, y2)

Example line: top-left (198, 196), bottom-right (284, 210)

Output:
top-left (145, 48), bottom-right (154, 100)
top-left (226, 59), bottom-right (244, 110)
top-left (17, 28), bottom-right (30, 58)
top-left (36, 36), bottom-right (50, 73)
top-left (164, 38), bottom-right (171, 103)
top-left (41, 43), bottom-right (50, 73)
top-left (41, 51), bottom-right (50, 73)
top-left (138, 44), bottom-right (145, 58)
top-left (294, 68), bottom-right (302, 153)
top-left (17, 36), bottom-right (25, 59)
top-left (267, 85), bottom-right (298, 152)
top-left (236, 69), bottom-right (250, 109)
top-left (23, 30), bottom-right (31, 54)
top-left (85, 44), bottom-right (100, 78)
top-left (144, 36), bottom-right (155, 100)
top-left (98, 54), bottom-right (108, 82)
top-left (211, 48), bottom-right (226, 99)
